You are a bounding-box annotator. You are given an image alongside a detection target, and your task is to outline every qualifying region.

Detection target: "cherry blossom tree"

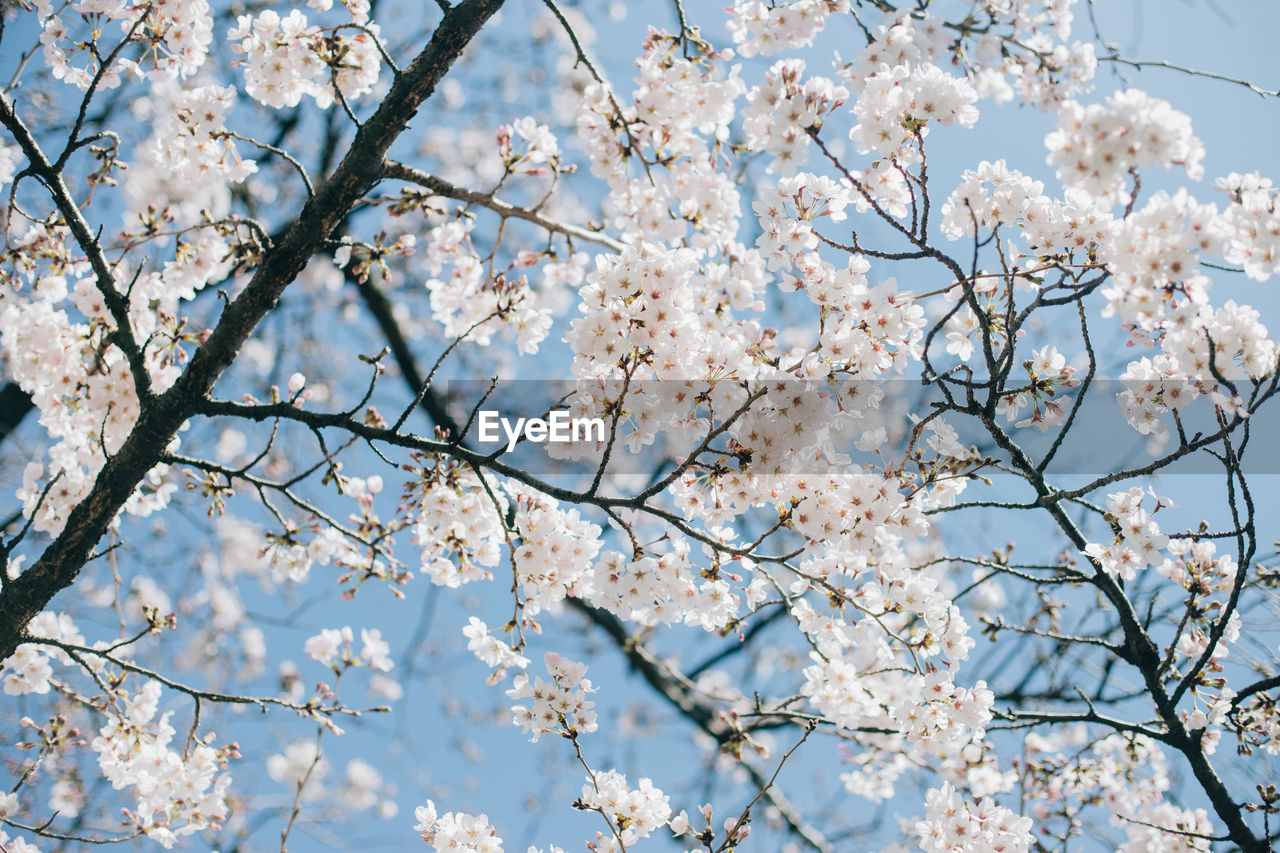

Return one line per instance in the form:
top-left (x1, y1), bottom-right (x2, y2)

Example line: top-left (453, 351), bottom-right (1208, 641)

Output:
top-left (1, 0), bottom-right (1279, 851)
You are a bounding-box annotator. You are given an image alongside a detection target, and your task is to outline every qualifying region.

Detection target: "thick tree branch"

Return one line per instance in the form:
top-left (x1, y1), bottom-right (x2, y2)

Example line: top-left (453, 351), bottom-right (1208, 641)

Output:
top-left (0, 0), bottom-right (507, 664)
top-left (0, 381), bottom-right (33, 443)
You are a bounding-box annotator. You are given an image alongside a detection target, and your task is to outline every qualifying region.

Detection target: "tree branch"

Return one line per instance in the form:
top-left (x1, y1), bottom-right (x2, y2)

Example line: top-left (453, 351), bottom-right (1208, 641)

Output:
top-left (0, 0), bottom-right (508, 664)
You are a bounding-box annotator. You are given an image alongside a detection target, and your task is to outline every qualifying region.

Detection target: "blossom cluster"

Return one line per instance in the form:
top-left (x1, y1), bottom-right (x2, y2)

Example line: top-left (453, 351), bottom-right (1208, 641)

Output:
top-left (798, 586), bottom-right (986, 750)
top-left (601, 33), bottom-right (746, 248)
top-left (498, 117), bottom-right (562, 175)
top-left (34, 0), bottom-right (214, 88)
top-left (1084, 488), bottom-right (1171, 581)
top-left (262, 524), bottom-right (354, 584)
top-left (1120, 803), bottom-right (1215, 853)
top-left (411, 464), bottom-right (507, 587)
top-left (845, 6), bottom-right (1095, 108)
top-left (1218, 172), bottom-right (1280, 280)
top-left (118, 83), bottom-right (250, 226)
top-left (1046, 90), bottom-right (1205, 204)
top-left (304, 624), bottom-right (394, 672)
top-left (576, 770), bottom-right (672, 852)
top-left (849, 64), bottom-right (979, 158)
top-left (725, 0), bottom-right (850, 58)
top-left (915, 783), bottom-right (1034, 853)
top-left (92, 681), bottom-right (233, 847)
top-left (228, 6), bottom-right (381, 109)
top-left (996, 345), bottom-right (1079, 431)
top-left (567, 244), bottom-right (746, 378)
top-left (939, 159), bottom-right (1112, 257)
top-left (2, 612), bottom-right (84, 696)
top-left (419, 211), bottom-right (555, 354)
top-left (576, 547), bottom-right (741, 630)
top-left (505, 652), bottom-right (598, 742)
top-left (462, 617), bottom-right (530, 684)
top-left (506, 482), bottom-right (603, 614)
top-left (414, 800), bottom-right (504, 853)
top-left (742, 59), bottom-right (848, 176)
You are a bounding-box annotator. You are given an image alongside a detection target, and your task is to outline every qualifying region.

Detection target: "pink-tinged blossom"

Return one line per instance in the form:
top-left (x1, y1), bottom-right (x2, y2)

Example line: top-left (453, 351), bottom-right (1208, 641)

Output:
top-left (463, 617), bottom-right (530, 683)
top-left (414, 800), bottom-right (504, 852)
top-left (726, 0), bottom-right (850, 58)
top-left (742, 59), bottom-right (848, 176)
top-left (506, 652), bottom-right (598, 742)
top-left (1217, 171), bottom-right (1280, 281)
top-left (576, 770), bottom-right (672, 851)
top-left (915, 783), bottom-right (1034, 853)
top-left (228, 7), bottom-right (381, 109)
top-left (1047, 89), bottom-right (1205, 205)
top-left (91, 681), bottom-right (232, 847)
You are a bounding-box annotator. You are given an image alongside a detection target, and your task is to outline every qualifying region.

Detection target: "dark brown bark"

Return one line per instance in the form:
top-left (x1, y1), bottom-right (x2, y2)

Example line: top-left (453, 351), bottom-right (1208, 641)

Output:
top-left (0, 382), bottom-right (33, 442)
top-left (0, 0), bottom-right (506, 662)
